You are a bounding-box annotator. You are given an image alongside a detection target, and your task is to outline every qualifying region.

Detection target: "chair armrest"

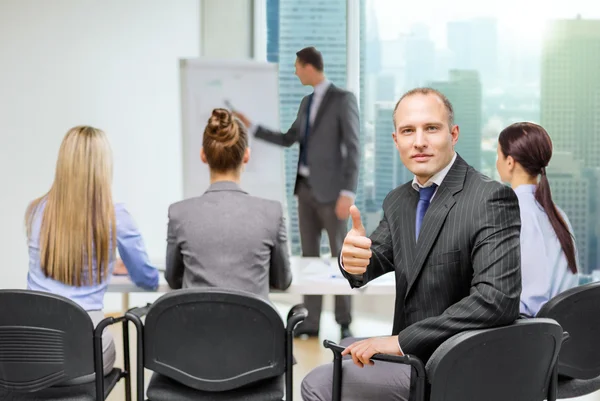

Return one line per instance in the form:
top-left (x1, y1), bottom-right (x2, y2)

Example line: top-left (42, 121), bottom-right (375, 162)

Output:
top-left (323, 340), bottom-right (426, 401)
top-left (562, 331), bottom-right (570, 344)
top-left (323, 340), bottom-right (424, 369)
top-left (286, 304), bottom-right (308, 332)
top-left (126, 303), bottom-right (152, 320)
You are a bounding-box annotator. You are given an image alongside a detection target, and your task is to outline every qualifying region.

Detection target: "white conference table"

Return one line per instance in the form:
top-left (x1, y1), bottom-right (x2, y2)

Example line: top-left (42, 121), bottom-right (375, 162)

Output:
top-left (108, 256), bottom-right (396, 310)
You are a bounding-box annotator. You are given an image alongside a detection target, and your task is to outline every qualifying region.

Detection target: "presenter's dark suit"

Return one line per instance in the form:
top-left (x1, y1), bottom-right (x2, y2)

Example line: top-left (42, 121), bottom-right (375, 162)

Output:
top-left (254, 81), bottom-right (360, 332)
top-left (302, 155), bottom-right (522, 400)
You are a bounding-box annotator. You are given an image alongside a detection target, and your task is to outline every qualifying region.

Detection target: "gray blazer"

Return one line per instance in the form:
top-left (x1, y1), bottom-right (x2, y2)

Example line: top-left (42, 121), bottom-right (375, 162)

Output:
top-left (165, 181), bottom-right (292, 300)
top-left (255, 84), bottom-right (360, 204)
top-left (341, 155), bottom-right (522, 362)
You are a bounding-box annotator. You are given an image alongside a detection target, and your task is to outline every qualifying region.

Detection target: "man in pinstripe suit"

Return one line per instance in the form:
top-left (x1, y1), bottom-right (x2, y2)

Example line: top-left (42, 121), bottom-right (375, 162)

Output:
top-left (301, 88), bottom-right (522, 400)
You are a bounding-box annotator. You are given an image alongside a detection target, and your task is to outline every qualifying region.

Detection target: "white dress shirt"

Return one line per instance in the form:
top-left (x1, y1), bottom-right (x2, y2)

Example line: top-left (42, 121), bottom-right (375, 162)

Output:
top-left (514, 184), bottom-right (579, 316)
top-left (410, 152), bottom-right (457, 200)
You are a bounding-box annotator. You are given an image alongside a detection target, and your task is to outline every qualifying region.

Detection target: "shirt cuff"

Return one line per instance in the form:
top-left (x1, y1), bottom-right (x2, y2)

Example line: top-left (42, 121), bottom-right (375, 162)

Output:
top-left (397, 338), bottom-right (404, 355)
top-left (340, 190), bottom-right (356, 199)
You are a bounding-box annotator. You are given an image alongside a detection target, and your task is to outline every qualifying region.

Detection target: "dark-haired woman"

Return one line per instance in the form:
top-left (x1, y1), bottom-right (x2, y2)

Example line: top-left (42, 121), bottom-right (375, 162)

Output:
top-left (496, 122), bottom-right (579, 317)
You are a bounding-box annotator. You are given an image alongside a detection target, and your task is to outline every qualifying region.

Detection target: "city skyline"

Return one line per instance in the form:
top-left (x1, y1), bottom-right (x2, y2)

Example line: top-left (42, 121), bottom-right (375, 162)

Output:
top-left (267, 3), bottom-right (600, 273)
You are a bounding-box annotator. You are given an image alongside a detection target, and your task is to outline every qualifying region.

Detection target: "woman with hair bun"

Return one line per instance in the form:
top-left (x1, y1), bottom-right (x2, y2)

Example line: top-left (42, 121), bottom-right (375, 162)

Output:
top-left (165, 108), bottom-right (292, 300)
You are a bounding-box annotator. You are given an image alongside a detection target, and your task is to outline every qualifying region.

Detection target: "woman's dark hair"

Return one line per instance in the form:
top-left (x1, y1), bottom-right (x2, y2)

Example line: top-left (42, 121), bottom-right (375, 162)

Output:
top-left (498, 122), bottom-right (577, 273)
top-left (203, 108), bottom-right (248, 173)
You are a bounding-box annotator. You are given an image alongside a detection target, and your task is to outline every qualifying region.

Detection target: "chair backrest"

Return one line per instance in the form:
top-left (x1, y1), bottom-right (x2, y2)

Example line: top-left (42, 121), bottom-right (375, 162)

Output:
top-left (0, 290), bottom-right (95, 391)
top-left (425, 319), bottom-right (563, 401)
top-left (538, 282), bottom-right (600, 380)
top-left (143, 288), bottom-right (286, 392)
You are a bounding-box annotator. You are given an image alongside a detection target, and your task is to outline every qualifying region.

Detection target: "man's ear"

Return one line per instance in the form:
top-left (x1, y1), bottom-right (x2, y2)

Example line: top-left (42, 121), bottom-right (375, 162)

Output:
top-left (450, 124), bottom-right (460, 146)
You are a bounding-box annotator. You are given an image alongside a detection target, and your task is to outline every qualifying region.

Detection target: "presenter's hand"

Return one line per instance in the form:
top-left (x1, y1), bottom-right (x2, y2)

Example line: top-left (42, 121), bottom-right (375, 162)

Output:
top-left (341, 336), bottom-right (403, 368)
top-left (335, 194), bottom-right (353, 220)
top-left (341, 206), bottom-right (371, 275)
top-left (232, 111), bottom-right (251, 128)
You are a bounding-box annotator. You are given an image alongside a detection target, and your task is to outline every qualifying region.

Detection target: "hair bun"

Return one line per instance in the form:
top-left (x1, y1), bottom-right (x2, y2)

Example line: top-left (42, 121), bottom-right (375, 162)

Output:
top-left (205, 108), bottom-right (238, 146)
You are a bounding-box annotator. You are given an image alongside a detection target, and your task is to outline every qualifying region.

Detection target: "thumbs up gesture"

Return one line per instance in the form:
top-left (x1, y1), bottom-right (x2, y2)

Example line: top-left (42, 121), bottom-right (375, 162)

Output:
top-left (341, 205), bottom-right (372, 275)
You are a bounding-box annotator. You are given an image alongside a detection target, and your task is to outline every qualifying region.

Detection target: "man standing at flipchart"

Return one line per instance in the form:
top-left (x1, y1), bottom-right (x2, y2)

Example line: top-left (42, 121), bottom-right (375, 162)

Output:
top-left (234, 46), bottom-right (360, 340)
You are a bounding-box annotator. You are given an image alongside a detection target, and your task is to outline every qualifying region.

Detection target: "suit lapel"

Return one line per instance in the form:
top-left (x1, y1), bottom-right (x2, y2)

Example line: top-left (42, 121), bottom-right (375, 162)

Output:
top-left (311, 85), bottom-right (334, 132)
top-left (405, 156), bottom-right (468, 298)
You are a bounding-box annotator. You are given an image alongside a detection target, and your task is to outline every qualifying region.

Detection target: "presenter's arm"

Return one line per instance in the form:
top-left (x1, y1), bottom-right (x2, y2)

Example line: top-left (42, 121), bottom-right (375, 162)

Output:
top-left (235, 98), bottom-right (306, 147)
top-left (165, 206), bottom-right (185, 290)
top-left (339, 91), bottom-right (360, 193)
top-left (269, 205), bottom-right (293, 290)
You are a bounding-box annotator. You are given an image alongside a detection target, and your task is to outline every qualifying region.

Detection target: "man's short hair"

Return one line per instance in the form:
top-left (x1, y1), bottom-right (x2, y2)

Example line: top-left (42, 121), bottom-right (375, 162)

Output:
top-left (296, 47), bottom-right (324, 72)
top-left (393, 87), bottom-right (454, 128)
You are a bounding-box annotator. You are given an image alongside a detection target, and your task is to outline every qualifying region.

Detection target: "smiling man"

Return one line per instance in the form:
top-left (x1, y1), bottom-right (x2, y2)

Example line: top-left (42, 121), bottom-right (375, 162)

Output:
top-left (301, 88), bottom-right (522, 400)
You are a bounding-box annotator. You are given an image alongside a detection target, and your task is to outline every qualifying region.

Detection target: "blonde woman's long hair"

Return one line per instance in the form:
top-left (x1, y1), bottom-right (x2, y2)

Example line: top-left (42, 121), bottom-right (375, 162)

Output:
top-left (26, 126), bottom-right (116, 287)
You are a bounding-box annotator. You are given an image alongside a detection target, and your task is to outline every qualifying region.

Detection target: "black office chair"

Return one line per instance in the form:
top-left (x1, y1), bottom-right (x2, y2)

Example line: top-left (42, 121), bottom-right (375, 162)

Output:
top-left (324, 318), bottom-right (563, 401)
top-left (125, 288), bottom-right (307, 401)
top-left (0, 290), bottom-right (131, 401)
top-left (538, 282), bottom-right (600, 400)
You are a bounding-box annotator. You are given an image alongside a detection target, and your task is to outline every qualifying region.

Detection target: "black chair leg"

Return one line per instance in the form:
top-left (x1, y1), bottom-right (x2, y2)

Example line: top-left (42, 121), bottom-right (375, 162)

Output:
top-left (332, 351), bottom-right (342, 401)
top-left (123, 320), bottom-right (132, 401)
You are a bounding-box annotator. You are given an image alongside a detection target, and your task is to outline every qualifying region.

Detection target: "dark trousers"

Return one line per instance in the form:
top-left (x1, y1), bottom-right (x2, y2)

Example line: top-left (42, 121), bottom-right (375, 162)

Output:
top-left (296, 177), bottom-right (352, 330)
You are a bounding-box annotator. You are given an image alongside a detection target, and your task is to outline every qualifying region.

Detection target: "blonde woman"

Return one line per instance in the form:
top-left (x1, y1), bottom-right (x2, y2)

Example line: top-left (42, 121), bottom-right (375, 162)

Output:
top-left (26, 126), bottom-right (159, 381)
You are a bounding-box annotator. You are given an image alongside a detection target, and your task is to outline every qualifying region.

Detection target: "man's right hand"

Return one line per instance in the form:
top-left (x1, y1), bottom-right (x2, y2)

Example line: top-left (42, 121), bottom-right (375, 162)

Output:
top-left (341, 205), bottom-right (372, 275)
top-left (232, 111), bottom-right (251, 128)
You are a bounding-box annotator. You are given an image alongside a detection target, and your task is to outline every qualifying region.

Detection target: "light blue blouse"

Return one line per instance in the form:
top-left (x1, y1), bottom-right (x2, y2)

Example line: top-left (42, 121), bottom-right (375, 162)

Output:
top-left (27, 200), bottom-right (158, 311)
top-left (515, 184), bottom-right (579, 316)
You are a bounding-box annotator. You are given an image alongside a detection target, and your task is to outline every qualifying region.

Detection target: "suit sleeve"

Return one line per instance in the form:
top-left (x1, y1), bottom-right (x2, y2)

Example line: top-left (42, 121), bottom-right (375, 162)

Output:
top-left (269, 205), bottom-right (293, 290)
top-left (165, 206), bottom-right (185, 290)
top-left (340, 208), bottom-right (395, 287)
top-left (397, 185), bottom-right (522, 360)
top-left (339, 92), bottom-right (360, 193)
top-left (254, 98), bottom-right (305, 147)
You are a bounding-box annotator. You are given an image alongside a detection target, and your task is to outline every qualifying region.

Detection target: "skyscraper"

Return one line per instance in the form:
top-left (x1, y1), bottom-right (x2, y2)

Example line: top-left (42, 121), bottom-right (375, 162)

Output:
top-left (402, 23), bottom-right (436, 91)
top-left (266, 0), bottom-right (279, 63)
top-left (266, 0), bottom-right (365, 255)
top-left (447, 17), bottom-right (499, 88)
top-left (541, 18), bottom-right (600, 273)
top-left (547, 152), bottom-right (593, 273)
top-left (430, 70), bottom-right (483, 170)
top-left (373, 102), bottom-right (410, 213)
top-left (541, 18), bottom-right (600, 170)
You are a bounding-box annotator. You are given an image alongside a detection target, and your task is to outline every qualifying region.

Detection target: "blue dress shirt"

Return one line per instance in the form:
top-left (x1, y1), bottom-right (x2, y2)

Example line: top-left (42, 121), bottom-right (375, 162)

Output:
top-left (27, 200), bottom-right (159, 311)
top-left (515, 184), bottom-right (579, 316)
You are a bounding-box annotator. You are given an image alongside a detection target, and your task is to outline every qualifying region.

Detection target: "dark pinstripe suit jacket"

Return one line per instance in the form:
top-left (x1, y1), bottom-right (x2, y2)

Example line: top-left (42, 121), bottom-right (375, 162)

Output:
top-left (342, 155), bottom-right (522, 362)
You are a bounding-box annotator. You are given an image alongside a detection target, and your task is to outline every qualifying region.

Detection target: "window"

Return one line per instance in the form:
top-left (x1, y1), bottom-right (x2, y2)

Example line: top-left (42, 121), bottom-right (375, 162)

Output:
top-left (266, 0), bottom-right (348, 256)
top-left (363, 0), bottom-right (600, 273)
top-left (263, 1), bottom-right (600, 274)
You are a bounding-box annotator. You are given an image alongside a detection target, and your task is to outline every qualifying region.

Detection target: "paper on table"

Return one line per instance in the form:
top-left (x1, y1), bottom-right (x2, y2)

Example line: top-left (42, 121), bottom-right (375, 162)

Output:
top-left (302, 261), bottom-right (346, 281)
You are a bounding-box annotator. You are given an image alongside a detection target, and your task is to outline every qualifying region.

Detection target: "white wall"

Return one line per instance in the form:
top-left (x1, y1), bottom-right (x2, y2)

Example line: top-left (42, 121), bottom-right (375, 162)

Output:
top-left (0, 0), bottom-right (200, 289)
top-left (200, 0), bottom-right (254, 58)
